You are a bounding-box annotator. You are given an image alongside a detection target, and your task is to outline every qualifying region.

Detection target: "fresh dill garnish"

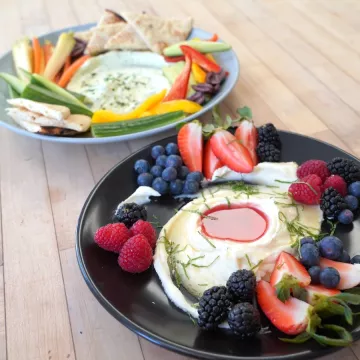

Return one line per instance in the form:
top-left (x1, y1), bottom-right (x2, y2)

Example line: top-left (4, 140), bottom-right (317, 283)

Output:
top-left (181, 255), bottom-right (205, 279)
top-left (189, 315), bottom-right (196, 325)
top-left (250, 259), bottom-right (263, 271)
top-left (177, 208), bottom-right (218, 220)
top-left (225, 197), bottom-right (231, 208)
top-left (245, 254), bottom-right (252, 268)
top-left (150, 214), bottom-right (162, 229)
top-left (204, 203), bottom-right (211, 210)
top-left (327, 220), bottom-right (338, 236)
top-left (198, 231), bottom-right (216, 248)
top-left (231, 181), bottom-right (260, 198)
top-left (191, 302), bottom-right (199, 308)
top-left (191, 255), bottom-right (220, 268)
top-left (275, 179), bottom-right (294, 184)
top-left (201, 191), bottom-right (206, 201)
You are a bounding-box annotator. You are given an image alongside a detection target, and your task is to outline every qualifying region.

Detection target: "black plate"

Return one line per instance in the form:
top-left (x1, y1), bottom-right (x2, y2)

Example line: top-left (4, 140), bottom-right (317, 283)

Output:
top-left (76, 131), bottom-right (360, 360)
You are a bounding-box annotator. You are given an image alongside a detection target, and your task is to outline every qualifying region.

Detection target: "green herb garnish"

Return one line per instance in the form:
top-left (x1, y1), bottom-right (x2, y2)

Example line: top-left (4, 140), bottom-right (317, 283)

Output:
top-left (198, 231), bottom-right (216, 248)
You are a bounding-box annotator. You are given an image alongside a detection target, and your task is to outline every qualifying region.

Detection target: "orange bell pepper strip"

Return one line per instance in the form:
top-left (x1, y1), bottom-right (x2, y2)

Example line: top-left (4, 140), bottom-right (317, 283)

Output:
top-left (180, 45), bottom-right (221, 73)
top-left (163, 53), bottom-right (192, 102)
top-left (208, 33), bottom-right (218, 42)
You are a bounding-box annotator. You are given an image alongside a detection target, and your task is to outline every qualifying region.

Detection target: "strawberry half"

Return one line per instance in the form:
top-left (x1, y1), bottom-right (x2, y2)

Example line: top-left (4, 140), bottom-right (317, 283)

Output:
top-left (235, 120), bottom-right (258, 165)
top-left (319, 257), bottom-right (360, 290)
top-left (270, 252), bottom-right (311, 302)
top-left (306, 285), bottom-right (340, 303)
top-left (203, 140), bottom-right (222, 180)
top-left (257, 280), bottom-right (353, 345)
top-left (210, 129), bottom-right (254, 173)
top-left (177, 121), bottom-right (203, 172)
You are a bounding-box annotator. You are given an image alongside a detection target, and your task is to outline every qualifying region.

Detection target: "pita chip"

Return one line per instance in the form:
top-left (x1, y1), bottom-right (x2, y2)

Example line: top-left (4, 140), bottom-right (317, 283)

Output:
top-left (121, 12), bottom-right (193, 53)
top-left (74, 28), bottom-right (95, 43)
top-left (98, 9), bottom-right (126, 26)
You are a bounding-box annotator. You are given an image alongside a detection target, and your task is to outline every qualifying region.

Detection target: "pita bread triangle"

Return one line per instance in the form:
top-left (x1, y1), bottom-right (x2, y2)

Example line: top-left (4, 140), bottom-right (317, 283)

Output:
top-left (121, 12), bottom-right (193, 53)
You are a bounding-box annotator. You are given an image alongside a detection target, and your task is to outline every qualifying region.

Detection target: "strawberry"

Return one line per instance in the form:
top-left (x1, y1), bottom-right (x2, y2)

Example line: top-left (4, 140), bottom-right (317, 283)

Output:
top-left (257, 280), bottom-right (311, 335)
top-left (235, 120), bottom-right (258, 165)
top-left (210, 129), bottom-right (254, 173)
top-left (270, 252), bottom-right (311, 302)
top-left (203, 140), bottom-right (222, 180)
top-left (177, 121), bottom-right (203, 172)
top-left (305, 284), bottom-right (340, 302)
top-left (319, 257), bottom-right (360, 290)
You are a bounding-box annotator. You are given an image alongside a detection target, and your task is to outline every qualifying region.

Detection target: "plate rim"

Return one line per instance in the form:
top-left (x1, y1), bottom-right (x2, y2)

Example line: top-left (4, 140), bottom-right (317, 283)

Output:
top-left (0, 24), bottom-right (239, 144)
top-left (75, 130), bottom-right (359, 360)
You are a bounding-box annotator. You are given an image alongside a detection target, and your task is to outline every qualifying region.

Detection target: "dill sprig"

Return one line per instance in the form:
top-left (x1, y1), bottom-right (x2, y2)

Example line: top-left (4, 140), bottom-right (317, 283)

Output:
top-left (149, 214), bottom-right (162, 229)
top-left (245, 254), bottom-right (263, 271)
top-left (225, 197), bottom-right (231, 208)
top-left (175, 208), bottom-right (218, 220)
top-left (181, 255), bottom-right (205, 279)
top-left (198, 231), bottom-right (216, 248)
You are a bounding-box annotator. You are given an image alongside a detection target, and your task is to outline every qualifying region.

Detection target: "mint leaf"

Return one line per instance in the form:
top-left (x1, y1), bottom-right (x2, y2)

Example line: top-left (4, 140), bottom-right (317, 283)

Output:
top-left (237, 106), bottom-right (252, 120)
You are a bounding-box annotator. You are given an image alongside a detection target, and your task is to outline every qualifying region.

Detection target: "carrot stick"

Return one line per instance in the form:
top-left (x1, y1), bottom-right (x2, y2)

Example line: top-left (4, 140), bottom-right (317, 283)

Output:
top-left (57, 55), bottom-right (90, 88)
top-left (32, 37), bottom-right (44, 74)
top-left (208, 33), bottom-right (218, 42)
top-left (63, 56), bottom-right (71, 72)
top-left (43, 41), bottom-right (53, 66)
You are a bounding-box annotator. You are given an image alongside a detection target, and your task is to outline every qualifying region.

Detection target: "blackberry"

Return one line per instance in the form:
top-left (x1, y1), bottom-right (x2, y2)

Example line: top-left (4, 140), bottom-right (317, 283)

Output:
top-left (113, 203), bottom-right (147, 228)
top-left (197, 286), bottom-right (231, 330)
top-left (320, 187), bottom-right (348, 220)
top-left (256, 142), bottom-right (281, 163)
top-left (327, 157), bottom-right (360, 185)
top-left (226, 269), bottom-right (256, 302)
top-left (258, 123), bottom-right (281, 149)
top-left (228, 303), bottom-right (261, 338)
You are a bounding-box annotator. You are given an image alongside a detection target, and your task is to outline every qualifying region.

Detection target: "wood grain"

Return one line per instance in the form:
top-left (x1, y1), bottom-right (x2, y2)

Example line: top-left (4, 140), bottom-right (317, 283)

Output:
top-left (1, 1), bottom-right (360, 360)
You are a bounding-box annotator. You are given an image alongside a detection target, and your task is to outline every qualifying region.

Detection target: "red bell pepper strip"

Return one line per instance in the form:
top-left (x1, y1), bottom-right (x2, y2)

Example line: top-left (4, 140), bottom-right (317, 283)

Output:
top-left (164, 55), bottom-right (185, 63)
top-left (180, 45), bottom-right (221, 73)
top-left (163, 53), bottom-right (192, 102)
top-left (208, 33), bottom-right (219, 41)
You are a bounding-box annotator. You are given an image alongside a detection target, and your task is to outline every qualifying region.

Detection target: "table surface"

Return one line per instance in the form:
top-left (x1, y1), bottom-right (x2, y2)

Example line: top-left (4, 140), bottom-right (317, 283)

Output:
top-left (1, 0), bottom-right (360, 359)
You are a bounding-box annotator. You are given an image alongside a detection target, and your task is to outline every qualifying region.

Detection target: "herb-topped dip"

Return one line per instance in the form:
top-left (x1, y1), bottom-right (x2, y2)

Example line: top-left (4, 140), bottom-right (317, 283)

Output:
top-left (67, 51), bottom-right (170, 114)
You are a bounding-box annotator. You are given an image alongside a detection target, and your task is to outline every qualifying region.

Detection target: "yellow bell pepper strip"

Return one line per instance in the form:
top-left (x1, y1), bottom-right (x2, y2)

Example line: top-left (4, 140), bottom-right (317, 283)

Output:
top-left (163, 53), bottom-right (192, 102)
top-left (206, 53), bottom-right (218, 65)
top-left (92, 89), bottom-right (167, 123)
top-left (139, 110), bottom-right (154, 117)
top-left (191, 63), bottom-right (206, 83)
top-left (151, 100), bottom-right (202, 115)
top-left (180, 45), bottom-right (221, 73)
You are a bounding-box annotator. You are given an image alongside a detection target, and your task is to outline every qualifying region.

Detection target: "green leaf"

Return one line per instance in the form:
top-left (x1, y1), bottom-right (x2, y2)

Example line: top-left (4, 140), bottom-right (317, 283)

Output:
top-left (275, 274), bottom-right (302, 303)
top-left (279, 332), bottom-right (311, 344)
top-left (275, 281), bottom-right (291, 303)
top-left (310, 325), bottom-right (353, 347)
top-left (212, 105), bottom-right (222, 126)
top-left (176, 122), bottom-right (187, 131)
top-left (224, 115), bottom-right (233, 129)
top-left (334, 298), bottom-right (353, 325)
top-left (335, 292), bottom-right (360, 305)
top-left (236, 106), bottom-right (252, 120)
top-left (345, 287), bottom-right (360, 295)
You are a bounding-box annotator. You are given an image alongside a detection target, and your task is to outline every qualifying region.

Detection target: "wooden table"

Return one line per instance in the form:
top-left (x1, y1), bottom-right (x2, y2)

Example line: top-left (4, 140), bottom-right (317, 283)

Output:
top-left (1, 0), bottom-right (360, 359)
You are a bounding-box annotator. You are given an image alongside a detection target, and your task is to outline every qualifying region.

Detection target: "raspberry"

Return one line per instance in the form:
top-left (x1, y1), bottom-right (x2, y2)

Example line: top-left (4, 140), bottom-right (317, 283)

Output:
top-left (323, 175), bottom-right (347, 196)
top-left (289, 174), bottom-right (322, 205)
top-left (297, 160), bottom-right (330, 183)
top-left (94, 223), bottom-right (131, 253)
top-left (130, 220), bottom-right (157, 249)
top-left (118, 234), bottom-right (153, 273)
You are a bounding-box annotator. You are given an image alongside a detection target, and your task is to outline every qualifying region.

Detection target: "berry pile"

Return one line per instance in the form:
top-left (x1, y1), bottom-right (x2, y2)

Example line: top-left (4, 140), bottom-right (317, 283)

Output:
top-left (94, 203), bottom-right (157, 273)
top-left (256, 123), bottom-right (282, 163)
top-left (134, 142), bottom-right (203, 195)
top-left (289, 158), bottom-right (360, 225)
top-left (198, 269), bottom-right (261, 338)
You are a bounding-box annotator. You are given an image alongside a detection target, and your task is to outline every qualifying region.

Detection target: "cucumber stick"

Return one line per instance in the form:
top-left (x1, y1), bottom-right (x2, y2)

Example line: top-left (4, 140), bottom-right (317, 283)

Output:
top-left (91, 111), bottom-right (185, 137)
top-left (0, 73), bottom-right (26, 94)
top-left (21, 84), bottom-right (93, 117)
top-left (8, 85), bottom-right (20, 99)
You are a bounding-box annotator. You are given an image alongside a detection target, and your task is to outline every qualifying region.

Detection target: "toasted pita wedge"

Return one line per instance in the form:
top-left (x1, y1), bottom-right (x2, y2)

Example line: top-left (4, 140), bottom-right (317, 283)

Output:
top-left (105, 23), bottom-right (148, 51)
top-left (86, 22), bottom-right (127, 55)
top-left (75, 29), bottom-right (95, 43)
top-left (121, 12), bottom-right (193, 53)
top-left (98, 9), bottom-right (126, 26)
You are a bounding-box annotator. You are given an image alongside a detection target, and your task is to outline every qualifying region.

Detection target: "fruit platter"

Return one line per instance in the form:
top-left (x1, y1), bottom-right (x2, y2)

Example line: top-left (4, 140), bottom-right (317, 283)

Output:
top-left (77, 105), bottom-right (360, 359)
top-left (0, 9), bottom-right (238, 144)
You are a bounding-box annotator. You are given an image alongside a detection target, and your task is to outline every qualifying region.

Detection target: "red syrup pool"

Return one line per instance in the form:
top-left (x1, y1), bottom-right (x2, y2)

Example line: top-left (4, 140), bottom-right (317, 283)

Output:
top-left (201, 204), bottom-right (268, 242)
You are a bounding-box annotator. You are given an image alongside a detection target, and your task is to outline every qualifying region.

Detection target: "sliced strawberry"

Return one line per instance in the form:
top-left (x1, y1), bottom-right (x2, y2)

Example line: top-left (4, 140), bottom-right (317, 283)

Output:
top-left (270, 252), bottom-right (311, 302)
top-left (257, 280), bottom-right (311, 335)
top-left (319, 258), bottom-right (360, 290)
top-left (203, 140), bottom-right (222, 180)
top-left (305, 284), bottom-right (340, 305)
top-left (210, 129), bottom-right (254, 173)
top-left (177, 121), bottom-right (203, 172)
top-left (235, 120), bottom-right (258, 165)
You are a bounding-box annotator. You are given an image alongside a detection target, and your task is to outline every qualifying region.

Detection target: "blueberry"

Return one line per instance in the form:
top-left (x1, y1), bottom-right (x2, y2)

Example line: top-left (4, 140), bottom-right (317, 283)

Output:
top-left (186, 171), bottom-right (204, 183)
top-left (338, 250), bottom-right (351, 263)
top-left (300, 237), bottom-right (315, 246)
top-left (300, 243), bottom-right (320, 268)
top-left (351, 255), bottom-right (360, 264)
top-left (165, 142), bottom-right (179, 155)
top-left (178, 166), bottom-right (190, 180)
top-left (170, 179), bottom-right (184, 195)
top-left (150, 165), bottom-right (164, 178)
top-left (134, 159), bottom-right (150, 174)
top-left (166, 154), bottom-right (182, 168)
top-left (151, 145), bottom-right (165, 159)
top-left (152, 177), bottom-right (169, 195)
top-left (320, 267), bottom-right (340, 289)
top-left (348, 181), bottom-right (360, 198)
top-left (344, 195), bottom-right (359, 211)
top-left (162, 167), bottom-right (177, 182)
top-left (156, 155), bottom-right (168, 167)
top-left (183, 180), bottom-right (200, 194)
top-left (338, 209), bottom-right (354, 225)
top-left (137, 172), bottom-right (153, 187)
top-left (319, 236), bottom-right (343, 260)
top-left (308, 266), bottom-right (321, 284)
